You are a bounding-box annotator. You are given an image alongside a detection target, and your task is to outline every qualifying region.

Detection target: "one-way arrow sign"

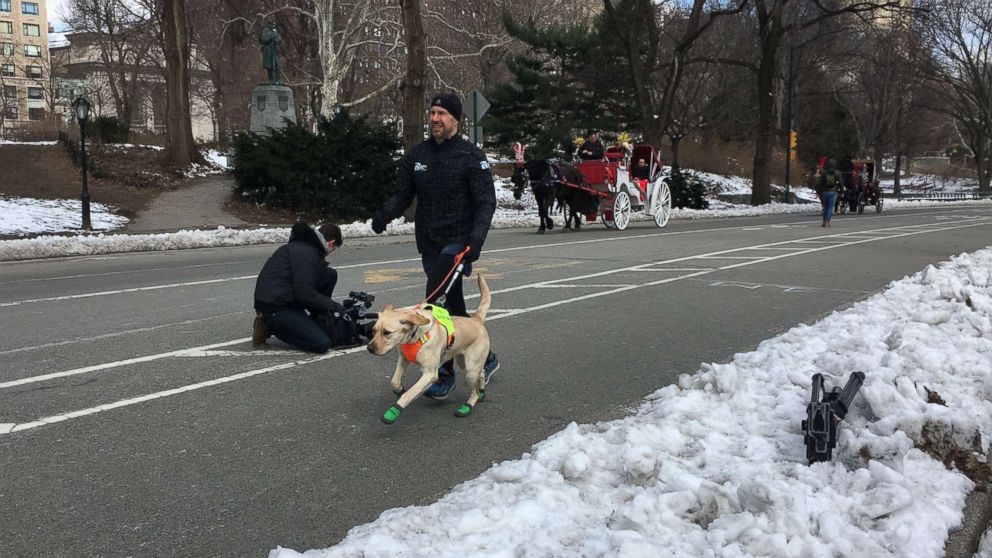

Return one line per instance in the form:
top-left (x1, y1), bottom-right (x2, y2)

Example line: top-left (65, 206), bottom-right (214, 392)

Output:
top-left (464, 90), bottom-right (490, 123)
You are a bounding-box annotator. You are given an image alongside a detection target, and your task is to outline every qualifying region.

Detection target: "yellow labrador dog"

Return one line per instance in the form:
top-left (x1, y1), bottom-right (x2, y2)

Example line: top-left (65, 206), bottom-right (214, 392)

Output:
top-left (367, 275), bottom-right (492, 424)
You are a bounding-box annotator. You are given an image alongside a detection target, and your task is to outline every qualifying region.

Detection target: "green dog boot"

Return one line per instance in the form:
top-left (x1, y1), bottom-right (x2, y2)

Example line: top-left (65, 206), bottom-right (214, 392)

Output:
top-left (382, 404), bottom-right (403, 425)
top-left (454, 403), bottom-right (473, 418)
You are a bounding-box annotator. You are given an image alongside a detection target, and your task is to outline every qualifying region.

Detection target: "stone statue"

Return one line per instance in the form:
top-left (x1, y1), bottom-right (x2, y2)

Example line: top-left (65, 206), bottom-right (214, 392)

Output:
top-left (259, 21), bottom-right (282, 85)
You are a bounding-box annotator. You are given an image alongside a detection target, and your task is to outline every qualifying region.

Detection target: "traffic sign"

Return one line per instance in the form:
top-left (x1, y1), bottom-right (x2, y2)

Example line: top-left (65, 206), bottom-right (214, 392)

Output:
top-left (464, 90), bottom-right (490, 122)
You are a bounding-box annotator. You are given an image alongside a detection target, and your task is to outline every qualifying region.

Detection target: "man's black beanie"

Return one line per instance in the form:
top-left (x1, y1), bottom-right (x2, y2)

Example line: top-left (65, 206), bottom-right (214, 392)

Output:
top-left (430, 92), bottom-right (462, 120)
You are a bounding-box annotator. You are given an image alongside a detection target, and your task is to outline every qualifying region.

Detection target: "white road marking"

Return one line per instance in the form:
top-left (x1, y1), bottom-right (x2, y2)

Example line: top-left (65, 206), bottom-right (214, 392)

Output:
top-left (533, 284), bottom-right (638, 288)
top-left (0, 339), bottom-right (245, 389)
top-left (710, 281), bottom-right (762, 289)
top-left (3, 217), bottom-right (990, 434)
top-left (2, 213), bottom-right (955, 307)
top-left (0, 313), bottom-right (244, 355)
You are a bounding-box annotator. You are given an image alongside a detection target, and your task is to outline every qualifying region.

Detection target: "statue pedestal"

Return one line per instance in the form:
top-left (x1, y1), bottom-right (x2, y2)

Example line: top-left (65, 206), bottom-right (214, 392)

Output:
top-left (249, 84), bottom-right (297, 135)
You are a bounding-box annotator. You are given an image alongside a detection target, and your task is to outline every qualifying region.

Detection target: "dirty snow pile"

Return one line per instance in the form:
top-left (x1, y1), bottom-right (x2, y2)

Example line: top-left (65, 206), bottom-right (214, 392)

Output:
top-left (272, 246), bottom-right (992, 558)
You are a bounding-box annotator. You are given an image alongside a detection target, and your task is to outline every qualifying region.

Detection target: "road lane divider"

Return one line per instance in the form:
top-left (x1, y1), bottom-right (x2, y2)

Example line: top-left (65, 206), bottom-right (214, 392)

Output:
top-left (2, 217), bottom-right (990, 435)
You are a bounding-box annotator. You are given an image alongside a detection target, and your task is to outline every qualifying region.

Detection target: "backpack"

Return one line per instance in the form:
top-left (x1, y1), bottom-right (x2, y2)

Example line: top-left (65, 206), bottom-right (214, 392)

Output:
top-left (821, 172), bottom-right (838, 192)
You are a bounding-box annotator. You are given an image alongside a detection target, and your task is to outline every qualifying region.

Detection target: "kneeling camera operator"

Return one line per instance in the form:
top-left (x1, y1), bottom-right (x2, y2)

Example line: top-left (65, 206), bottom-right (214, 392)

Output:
top-left (252, 222), bottom-right (377, 353)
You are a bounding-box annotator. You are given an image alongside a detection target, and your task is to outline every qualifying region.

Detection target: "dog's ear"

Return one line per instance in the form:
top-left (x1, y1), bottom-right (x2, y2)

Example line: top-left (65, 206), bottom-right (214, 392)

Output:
top-left (399, 312), bottom-right (430, 327)
top-left (382, 303), bottom-right (394, 312)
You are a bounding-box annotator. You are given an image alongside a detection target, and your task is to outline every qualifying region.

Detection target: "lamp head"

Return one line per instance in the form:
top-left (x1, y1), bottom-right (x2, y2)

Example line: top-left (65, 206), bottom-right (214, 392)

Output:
top-left (73, 96), bottom-right (90, 124)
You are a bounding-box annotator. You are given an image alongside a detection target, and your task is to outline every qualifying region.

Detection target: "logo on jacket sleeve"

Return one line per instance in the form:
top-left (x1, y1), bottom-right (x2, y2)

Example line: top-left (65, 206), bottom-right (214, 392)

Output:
top-left (479, 161), bottom-right (490, 170)
top-left (415, 162), bottom-right (427, 172)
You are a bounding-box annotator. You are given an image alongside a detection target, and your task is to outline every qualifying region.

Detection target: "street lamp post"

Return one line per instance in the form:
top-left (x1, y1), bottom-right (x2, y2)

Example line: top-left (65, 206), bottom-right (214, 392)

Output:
top-left (73, 96), bottom-right (91, 230)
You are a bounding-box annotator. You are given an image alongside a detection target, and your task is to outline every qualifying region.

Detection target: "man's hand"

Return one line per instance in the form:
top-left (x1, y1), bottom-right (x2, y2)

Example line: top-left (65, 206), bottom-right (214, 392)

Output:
top-left (464, 242), bottom-right (481, 262)
top-left (371, 213), bottom-right (387, 234)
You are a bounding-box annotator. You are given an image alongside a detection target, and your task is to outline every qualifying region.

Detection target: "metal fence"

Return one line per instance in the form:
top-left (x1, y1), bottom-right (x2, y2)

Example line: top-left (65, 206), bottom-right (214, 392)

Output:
top-left (889, 192), bottom-right (992, 201)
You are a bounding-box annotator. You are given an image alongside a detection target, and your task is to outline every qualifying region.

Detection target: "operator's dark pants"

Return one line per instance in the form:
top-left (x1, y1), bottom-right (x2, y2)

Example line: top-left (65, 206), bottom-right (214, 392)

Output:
top-left (422, 243), bottom-right (471, 317)
top-left (422, 244), bottom-right (473, 375)
top-left (260, 269), bottom-right (338, 353)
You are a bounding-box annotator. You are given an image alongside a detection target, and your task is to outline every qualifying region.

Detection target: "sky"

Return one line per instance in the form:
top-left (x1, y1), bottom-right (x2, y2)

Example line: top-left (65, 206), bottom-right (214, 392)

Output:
top-left (47, 0), bottom-right (67, 30)
top-left (2, 142), bottom-right (992, 556)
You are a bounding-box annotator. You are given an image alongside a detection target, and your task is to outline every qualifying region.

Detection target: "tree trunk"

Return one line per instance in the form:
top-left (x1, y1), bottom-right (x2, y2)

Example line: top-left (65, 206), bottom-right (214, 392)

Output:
top-left (750, 7), bottom-right (783, 206)
top-left (977, 131), bottom-right (991, 194)
top-left (400, 0), bottom-right (426, 222)
top-left (670, 136), bottom-right (681, 168)
top-left (893, 152), bottom-right (901, 196)
top-left (162, 0), bottom-right (200, 165)
top-left (401, 0), bottom-right (426, 152)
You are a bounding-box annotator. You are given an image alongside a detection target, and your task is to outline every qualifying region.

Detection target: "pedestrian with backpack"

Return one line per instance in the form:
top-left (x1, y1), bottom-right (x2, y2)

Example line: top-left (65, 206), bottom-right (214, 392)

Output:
top-left (817, 159), bottom-right (844, 227)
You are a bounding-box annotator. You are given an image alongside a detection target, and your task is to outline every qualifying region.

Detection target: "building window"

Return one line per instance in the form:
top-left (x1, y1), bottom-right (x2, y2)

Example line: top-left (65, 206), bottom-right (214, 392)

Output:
top-left (1, 63), bottom-right (13, 77)
top-left (0, 21), bottom-right (12, 34)
top-left (23, 23), bottom-right (40, 37)
top-left (4, 105), bottom-right (17, 120)
top-left (24, 44), bottom-right (40, 57)
top-left (29, 107), bottom-right (44, 120)
top-left (28, 86), bottom-right (43, 99)
top-left (0, 42), bottom-right (12, 55)
top-left (22, 2), bottom-right (39, 16)
top-left (3, 84), bottom-right (15, 98)
top-left (26, 65), bottom-right (41, 78)
top-left (0, 0), bottom-right (10, 13)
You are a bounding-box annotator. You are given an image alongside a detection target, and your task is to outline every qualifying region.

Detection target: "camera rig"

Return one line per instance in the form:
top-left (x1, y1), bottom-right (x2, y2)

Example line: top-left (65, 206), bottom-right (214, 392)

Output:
top-left (341, 290), bottom-right (377, 321)
top-left (801, 371), bottom-right (865, 464)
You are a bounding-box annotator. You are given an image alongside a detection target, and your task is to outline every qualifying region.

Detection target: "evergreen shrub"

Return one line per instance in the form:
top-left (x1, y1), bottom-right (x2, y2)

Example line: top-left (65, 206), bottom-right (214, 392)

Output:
top-left (666, 164), bottom-right (709, 210)
top-left (232, 111), bottom-right (399, 221)
top-left (92, 116), bottom-right (130, 144)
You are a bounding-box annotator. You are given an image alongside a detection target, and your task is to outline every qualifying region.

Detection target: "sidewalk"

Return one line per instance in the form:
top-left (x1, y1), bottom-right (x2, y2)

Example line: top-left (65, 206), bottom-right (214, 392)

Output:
top-left (126, 175), bottom-right (248, 233)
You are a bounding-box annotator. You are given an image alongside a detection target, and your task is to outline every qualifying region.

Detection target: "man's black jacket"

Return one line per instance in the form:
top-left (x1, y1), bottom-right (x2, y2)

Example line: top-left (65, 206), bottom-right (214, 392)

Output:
top-left (254, 222), bottom-right (336, 314)
top-left (579, 139), bottom-right (605, 160)
top-left (378, 135), bottom-right (496, 255)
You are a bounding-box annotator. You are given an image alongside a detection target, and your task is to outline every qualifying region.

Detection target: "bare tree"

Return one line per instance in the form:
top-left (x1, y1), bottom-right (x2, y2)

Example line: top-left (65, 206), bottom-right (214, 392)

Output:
top-left (728, 0), bottom-right (917, 204)
top-left (918, 0), bottom-right (992, 193)
top-left (64, 0), bottom-right (156, 129)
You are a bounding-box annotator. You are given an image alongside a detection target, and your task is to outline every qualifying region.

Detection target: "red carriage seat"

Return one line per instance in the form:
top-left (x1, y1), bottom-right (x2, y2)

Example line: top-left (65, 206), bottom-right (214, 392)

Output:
top-left (604, 146), bottom-right (625, 162)
top-left (575, 160), bottom-right (610, 186)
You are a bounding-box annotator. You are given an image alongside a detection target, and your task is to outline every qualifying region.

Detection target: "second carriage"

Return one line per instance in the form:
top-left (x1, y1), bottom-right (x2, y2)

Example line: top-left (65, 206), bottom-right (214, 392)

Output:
top-left (571, 144), bottom-right (673, 230)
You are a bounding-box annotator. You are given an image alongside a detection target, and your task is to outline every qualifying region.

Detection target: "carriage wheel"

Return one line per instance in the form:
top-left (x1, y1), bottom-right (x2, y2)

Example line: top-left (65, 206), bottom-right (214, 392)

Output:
top-left (876, 197), bottom-right (884, 214)
top-left (652, 183), bottom-right (672, 228)
top-left (613, 190), bottom-right (631, 231)
top-left (600, 198), bottom-right (616, 229)
top-left (857, 191), bottom-right (866, 214)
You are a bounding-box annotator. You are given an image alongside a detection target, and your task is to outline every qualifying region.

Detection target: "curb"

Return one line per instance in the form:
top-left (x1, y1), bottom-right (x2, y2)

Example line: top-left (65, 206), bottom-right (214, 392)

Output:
top-left (946, 481), bottom-right (992, 556)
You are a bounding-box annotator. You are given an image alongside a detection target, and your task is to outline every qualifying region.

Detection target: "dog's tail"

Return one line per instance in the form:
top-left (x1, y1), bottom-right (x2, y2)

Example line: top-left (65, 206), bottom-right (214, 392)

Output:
top-left (473, 275), bottom-right (491, 322)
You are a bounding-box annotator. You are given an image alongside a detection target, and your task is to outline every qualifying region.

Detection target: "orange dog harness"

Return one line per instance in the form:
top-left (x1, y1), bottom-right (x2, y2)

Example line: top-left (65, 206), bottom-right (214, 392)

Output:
top-left (400, 305), bottom-right (454, 362)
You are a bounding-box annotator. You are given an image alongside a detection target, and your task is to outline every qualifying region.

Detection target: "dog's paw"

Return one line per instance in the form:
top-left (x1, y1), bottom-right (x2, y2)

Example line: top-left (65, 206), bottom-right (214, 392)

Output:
top-left (392, 386), bottom-right (406, 397)
top-left (381, 404), bottom-right (403, 425)
top-left (454, 404), bottom-right (473, 418)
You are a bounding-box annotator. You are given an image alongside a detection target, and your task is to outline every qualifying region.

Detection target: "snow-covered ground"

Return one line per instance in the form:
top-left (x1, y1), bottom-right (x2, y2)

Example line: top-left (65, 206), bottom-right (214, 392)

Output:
top-left (268, 245), bottom-right (992, 558)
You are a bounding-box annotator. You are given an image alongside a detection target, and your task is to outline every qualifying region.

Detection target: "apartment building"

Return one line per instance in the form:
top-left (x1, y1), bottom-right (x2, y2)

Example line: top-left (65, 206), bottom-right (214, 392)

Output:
top-left (0, 0), bottom-right (48, 127)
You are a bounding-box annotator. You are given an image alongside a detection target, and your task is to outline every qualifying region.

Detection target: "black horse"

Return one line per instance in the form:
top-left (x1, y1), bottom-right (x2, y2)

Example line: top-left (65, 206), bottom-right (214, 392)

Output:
top-left (512, 159), bottom-right (600, 233)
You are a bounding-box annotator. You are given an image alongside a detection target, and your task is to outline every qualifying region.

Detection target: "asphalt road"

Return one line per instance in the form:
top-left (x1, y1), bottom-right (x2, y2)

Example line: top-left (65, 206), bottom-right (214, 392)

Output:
top-left (2, 207), bottom-right (991, 557)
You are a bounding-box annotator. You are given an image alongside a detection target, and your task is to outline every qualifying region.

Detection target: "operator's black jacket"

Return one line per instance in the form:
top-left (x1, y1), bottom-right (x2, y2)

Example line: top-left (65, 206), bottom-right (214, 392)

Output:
top-left (378, 135), bottom-right (496, 255)
top-left (254, 222), bottom-right (337, 314)
top-left (579, 139), bottom-right (605, 160)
